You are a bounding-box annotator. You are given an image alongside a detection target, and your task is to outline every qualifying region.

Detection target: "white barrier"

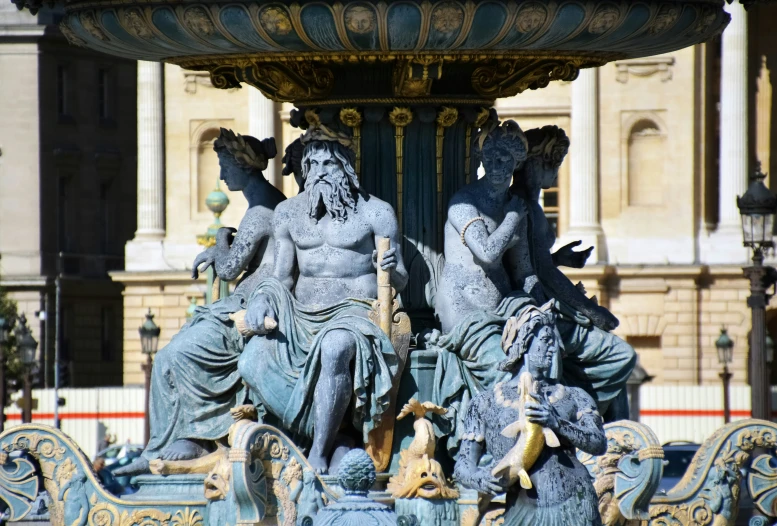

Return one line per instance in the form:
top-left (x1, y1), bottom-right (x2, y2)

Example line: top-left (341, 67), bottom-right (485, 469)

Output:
top-left (1, 385), bottom-right (774, 456)
top-left (4, 387), bottom-right (146, 459)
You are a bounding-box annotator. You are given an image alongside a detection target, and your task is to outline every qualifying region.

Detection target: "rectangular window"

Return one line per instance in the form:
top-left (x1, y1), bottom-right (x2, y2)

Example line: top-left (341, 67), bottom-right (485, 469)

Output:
top-left (57, 65), bottom-right (69, 117)
top-left (98, 68), bottom-right (111, 120)
top-left (542, 186), bottom-right (560, 237)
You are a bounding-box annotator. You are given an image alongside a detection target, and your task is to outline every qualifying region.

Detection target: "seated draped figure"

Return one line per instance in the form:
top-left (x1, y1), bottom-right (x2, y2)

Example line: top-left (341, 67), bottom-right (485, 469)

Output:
top-left (430, 115), bottom-right (636, 455)
top-left (235, 116), bottom-right (408, 474)
top-left (119, 128), bottom-right (287, 476)
top-left (122, 118), bottom-right (408, 476)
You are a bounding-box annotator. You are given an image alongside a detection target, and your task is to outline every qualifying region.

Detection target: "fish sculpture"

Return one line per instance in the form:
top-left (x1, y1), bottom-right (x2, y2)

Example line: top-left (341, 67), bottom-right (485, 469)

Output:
top-left (491, 371), bottom-right (561, 490)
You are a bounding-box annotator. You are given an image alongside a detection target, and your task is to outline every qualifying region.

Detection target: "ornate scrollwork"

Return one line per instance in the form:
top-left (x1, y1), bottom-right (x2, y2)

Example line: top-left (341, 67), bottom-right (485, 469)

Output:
top-left (201, 60), bottom-right (334, 102)
top-left (393, 56), bottom-right (444, 98)
top-left (0, 455), bottom-right (39, 521)
top-left (229, 423), bottom-right (338, 525)
top-left (578, 420), bottom-right (664, 526)
top-left (648, 419), bottom-right (777, 526)
top-left (471, 58), bottom-right (606, 98)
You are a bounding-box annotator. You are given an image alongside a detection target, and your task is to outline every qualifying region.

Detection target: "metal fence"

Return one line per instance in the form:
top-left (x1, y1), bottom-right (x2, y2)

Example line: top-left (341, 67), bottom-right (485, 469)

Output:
top-left (2, 385), bottom-right (774, 456)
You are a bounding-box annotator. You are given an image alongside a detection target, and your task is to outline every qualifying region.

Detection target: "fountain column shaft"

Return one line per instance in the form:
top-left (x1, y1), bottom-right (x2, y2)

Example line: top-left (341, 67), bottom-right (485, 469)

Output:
top-left (248, 89), bottom-right (280, 189)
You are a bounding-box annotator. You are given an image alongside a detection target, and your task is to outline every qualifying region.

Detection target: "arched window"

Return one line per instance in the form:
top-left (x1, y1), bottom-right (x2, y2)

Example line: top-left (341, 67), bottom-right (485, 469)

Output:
top-left (197, 128), bottom-right (221, 212)
top-left (627, 119), bottom-right (665, 206)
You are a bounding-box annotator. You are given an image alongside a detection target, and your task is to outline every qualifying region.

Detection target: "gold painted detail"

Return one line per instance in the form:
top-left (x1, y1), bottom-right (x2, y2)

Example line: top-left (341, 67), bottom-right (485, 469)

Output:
top-left (647, 4), bottom-right (680, 34)
top-left (432, 2), bottom-right (464, 33)
top-left (206, 60), bottom-right (334, 102)
top-left (171, 508), bottom-right (203, 526)
top-left (122, 9), bottom-right (152, 38)
top-left (86, 502), bottom-right (172, 526)
top-left (472, 57), bottom-right (605, 98)
top-left (515, 2), bottom-right (548, 32)
top-left (79, 11), bottom-right (108, 41)
top-left (389, 107), bottom-right (412, 231)
top-left (344, 4), bottom-right (375, 34)
top-left (366, 287), bottom-right (412, 472)
top-left (436, 106), bottom-right (458, 246)
top-left (393, 56), bottom-right (444, 98)
top-left (339, 107), bottom-right (362, 176)
top-left (387, 399), bottom-right (458, 500)
top-left (464, 124), bottom-right (472, 184)
top-left (183, 7), bottom-right (215, 36)
top-left (259, 6), bottom-right (293, 36)
top-left (588, 5), bottom-right (621, 35)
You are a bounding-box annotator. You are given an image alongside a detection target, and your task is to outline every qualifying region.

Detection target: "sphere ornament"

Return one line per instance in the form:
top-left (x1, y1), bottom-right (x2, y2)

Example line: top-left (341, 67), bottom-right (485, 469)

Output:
top-left (29, 0), bottom-right (732, 103)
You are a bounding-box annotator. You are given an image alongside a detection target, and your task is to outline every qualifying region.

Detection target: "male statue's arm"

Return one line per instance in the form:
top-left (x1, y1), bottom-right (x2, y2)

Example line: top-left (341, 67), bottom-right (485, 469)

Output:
top-left (271, 206), bottom-right (297, 291)
top-left (449, 196), bottom-right (526, 266)
top-left (372, 201), bottom-right (409, 291)
top-left (244, 206), bottom-right (294, 334)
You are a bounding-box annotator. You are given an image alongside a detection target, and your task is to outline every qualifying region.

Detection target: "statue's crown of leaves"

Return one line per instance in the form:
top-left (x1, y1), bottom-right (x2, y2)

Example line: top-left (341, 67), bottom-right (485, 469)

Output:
top-left (214, 128), bottom-right (270, 171)
top-left (300, 110), bottom-right (356, 151)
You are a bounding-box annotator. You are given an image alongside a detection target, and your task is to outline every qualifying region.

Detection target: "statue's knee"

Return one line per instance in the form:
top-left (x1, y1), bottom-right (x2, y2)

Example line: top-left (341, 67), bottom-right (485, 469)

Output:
top-left (319, 331), bottom-right (356, 371)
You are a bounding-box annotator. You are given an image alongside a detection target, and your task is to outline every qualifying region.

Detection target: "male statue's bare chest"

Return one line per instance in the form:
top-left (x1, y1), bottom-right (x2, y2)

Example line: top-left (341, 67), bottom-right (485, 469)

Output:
top-left (289, 213), bottom-right (374, 252)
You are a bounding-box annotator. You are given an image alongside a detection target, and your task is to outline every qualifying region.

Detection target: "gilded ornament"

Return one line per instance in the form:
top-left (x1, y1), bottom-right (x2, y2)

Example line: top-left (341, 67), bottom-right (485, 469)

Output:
top-left (339, 107), bottom-right (363, 127)
top-left (259, 6), bottom-right (293, 36)
top-left (59, 22), bottom-right (87, 47)
top-left (389, 107), bottom-right (413, 127)
top-left (184, 7), bottom-right (215, 36)
top-left (515, 3), bottom-right (547, 33)
top-left (171, 508), bottom-right (203, 526)
top-left (431, 2), bottom-right (464, 33)
top-left (474, 107), bottom-right (490, 128)
top-left (589, 6), bottom-right (620, 35)
top-left (80, 11), bottom-right (108, 41)
top-left (123, 9), bottom-right (152, 38)
top-left (692, 7), bottom-right (717, 35)
top-left (647, 4), bottom-right (679, 34)
top-left (436, 106), bottom-right (458, 128)
top-left (344, 4), bottom-right (375, 34)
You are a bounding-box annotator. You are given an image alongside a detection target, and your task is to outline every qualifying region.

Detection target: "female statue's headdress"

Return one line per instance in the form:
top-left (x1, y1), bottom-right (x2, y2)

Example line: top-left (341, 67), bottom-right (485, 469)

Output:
top-left (475, 110), bottom-right (529, 163)
top-left (524, 125), bottom-right (570, 169)
top-left (213, 128), bottom-right (277, 172)
top-left (499, 300), bottom-right (562, 379)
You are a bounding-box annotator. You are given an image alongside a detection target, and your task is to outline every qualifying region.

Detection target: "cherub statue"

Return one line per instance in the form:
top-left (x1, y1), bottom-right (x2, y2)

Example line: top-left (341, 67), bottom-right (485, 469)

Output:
top-left (119, 129), bottom-right (285, 475)
top-left (454, 302), bottom-right (607, 526)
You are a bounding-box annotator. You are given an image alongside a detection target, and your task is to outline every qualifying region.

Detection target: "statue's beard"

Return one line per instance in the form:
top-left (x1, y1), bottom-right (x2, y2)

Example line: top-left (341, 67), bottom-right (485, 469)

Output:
top-left (306, 172), bottom-right (356, 222)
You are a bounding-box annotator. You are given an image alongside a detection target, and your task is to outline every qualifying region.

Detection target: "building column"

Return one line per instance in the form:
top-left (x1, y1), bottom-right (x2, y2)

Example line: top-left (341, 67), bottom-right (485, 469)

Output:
top-left (719, 1), bottom-right (749, 232)
top-left (564, 67), bottom-right (605, 263)
top-left (248, 89), bottom-right (280, 189)
top-left (704, 1), bottom-right (749, 264)
top-left (126, 61), bottom-right (168, 271)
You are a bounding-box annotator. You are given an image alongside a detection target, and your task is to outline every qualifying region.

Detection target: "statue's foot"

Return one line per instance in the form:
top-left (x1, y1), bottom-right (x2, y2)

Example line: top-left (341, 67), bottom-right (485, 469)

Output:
top-left (328, 435), bottom-right (356, 474)
top-left (307, 453), bottom-right (328, 475)
top-left (159, 439), bottom-right (209, 462)
top-left (113, 457), bottom-right (150, 477)
top-left (230, 404), bottom-right (258, 422)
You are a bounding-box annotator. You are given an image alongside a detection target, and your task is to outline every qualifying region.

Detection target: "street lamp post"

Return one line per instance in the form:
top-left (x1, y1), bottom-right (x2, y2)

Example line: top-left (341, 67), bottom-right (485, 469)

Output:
top-left (716, 327), bottom-right (735, 424)
top-left (737, 163), bottom-right (777, 421)
top-left (0, 316), bottom-right (9, 432)
top-left (139, 310), bottom-right (160, 445)
top-left (15, 314), bottom-right (38, 424)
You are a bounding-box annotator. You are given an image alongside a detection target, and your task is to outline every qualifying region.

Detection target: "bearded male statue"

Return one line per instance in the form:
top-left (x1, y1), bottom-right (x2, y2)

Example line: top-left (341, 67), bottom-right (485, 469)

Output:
top-left (119, 130), bottom-right (286, 476)
top-left (237, 121), bottom-right (408, 474)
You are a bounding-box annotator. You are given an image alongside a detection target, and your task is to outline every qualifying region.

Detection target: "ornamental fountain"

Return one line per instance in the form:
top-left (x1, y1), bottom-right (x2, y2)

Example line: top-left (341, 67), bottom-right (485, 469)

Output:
top-left (4, 0), bottom-right (777, 525)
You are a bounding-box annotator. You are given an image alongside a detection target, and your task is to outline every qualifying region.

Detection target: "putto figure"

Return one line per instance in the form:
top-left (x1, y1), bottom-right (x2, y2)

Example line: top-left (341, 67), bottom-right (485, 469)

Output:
top-left (454, 303), bottom-right (607, 526)
top-left (118, 129), bottom-right (285, 475)
top-left (238, 116), bottom-right (408, 474)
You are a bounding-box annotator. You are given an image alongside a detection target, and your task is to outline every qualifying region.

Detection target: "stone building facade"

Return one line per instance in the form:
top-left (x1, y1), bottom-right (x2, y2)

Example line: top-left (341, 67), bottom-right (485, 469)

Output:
top-left (110, 2), bottom-right (777, 395)
top-left (0, 4), bottom-right (137, 387)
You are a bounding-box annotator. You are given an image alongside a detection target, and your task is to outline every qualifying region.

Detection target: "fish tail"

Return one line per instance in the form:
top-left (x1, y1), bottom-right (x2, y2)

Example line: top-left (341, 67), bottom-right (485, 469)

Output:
top-left (518, 469), bottom-right (532, 490)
